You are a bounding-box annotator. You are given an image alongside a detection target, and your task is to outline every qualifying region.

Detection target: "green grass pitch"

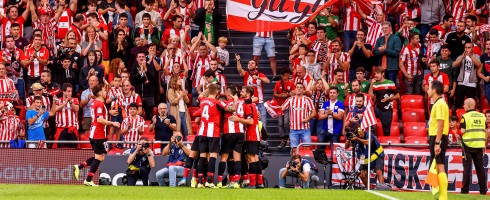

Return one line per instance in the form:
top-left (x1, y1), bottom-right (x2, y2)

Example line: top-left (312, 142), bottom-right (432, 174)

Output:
top-left (0, 184), bottom-right (488, 200)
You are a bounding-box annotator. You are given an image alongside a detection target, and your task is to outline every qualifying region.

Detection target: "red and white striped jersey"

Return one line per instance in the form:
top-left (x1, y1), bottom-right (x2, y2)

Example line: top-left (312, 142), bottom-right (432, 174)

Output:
top-left (0, 16), bottom-right (25, 42)
top-left (162, 54), bottom-right (184, 82)
top-left (90, 99), bottom-right (108, 139)
top-left (344, 93), bottom-right (373, 112)
top-left (365, 16), bottom-right (383, 47)
top-left (400, 43), bottom-right (422, 76)
top-left (424, 72), bottom-right (450, 104)
top-left (161, 27), bottom-right (190, 46)
top-left (114, 94), bottom-right (143, 117)
top-left (294, 73), bottom-right (313, 89)
top-left (121, 115), bottom-right (145, 148)
top-left (57, 8), bottom-right (74, 40)
top-left (425, 41), bottom-right (443, 63)
top-left (32, 19), bottom-right (58, 55)
top-left (282, 95), bottom-right (315, 130)
top-left (243, 71), bottom-right (266, 103)
top-left (192, 54), bottom-right (211, 87)
top-left (193, 0), bottom-right (206, 9)
top-left (426, 25), bottom-right (450, 41)
top-left (450, 0), bottom-right (474, 25)
top-left (24, 46), bottom-right (50, 78)
top-left (107, 87), bottom-right (123, 102)
top-left (197, 97), bottom-right (227, 138)
top-left (178, 5), bottom-right (192, 26)
top-left (54, 97), bottom-right (80, 129)
top-left (343, 4), bottom-right (362, 31)
top-left (255, 31), bottom-right (273, 38)
top-left (0, 114), bottom-right (23, 148)
top-left (327, 52), bottom-right (351, 83)
top-left (223, 99), bottom-right (245, 134)
top-left (0, 78), bottom-right (16, 93)
top-left (397, 3), bottom-right (421, 20)
top-left (198, 73), bottom-right (227, 94)
top-left (244, 103), bottom-right (260, 141)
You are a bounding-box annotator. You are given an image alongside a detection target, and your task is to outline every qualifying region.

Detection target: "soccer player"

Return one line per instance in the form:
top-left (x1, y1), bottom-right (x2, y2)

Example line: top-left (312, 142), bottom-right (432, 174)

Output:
top-left (119, 103), bottom-right (145, 149)
top-left (197, 84), bottom-right (237, 188)
top-left (230, 86), bottom-right (264, 189)
top-left (426, 80), bottom-right (449, 200)
top-left (73, 84), bottom-right (121, 186)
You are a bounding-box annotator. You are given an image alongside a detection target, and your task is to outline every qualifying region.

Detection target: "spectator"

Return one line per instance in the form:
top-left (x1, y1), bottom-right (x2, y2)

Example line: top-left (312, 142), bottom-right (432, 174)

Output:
top-left (464, 15), bottom-right (479, 44)
top-left (357, 6), bottom-right (383, 48)
top-left (311, 7), bottom-right (338, 41)
top-left (130, 51), bottom-right (157, 119)
top-left (0, 2), bottom-right (31, 42)
top-left (424, 60), bottom-right (450, 110)
top-left (423, 29), bottom-right (444, 69)
top-left (107, 58), bottom-right (126, 84)
top-left (110, 29), bottom-right (131, 64)
top-left (236, 54), bottom-right (270, 128)
top-left (0, 39), bottom-right (22, 99)
top-left (343, 0), bottom-right (362, 51)
top-left (8, 23), bottom-right (29, 50)
top-left (134, 13), bottom-right (160, 45)
top-left (120, 103), bottom-right (145, 149)
top-left (55, 55), bottom-right (78, 96)
top-left (310, 27), bottom-right (330, 65)
top-left (194, 0), bottom-right (222, 45)
top-left (252, 29), bottom-right (278, 80)
top-left (347, 30), bottom-right (372, 78)
top-left (436, 45), bottom-right (455, 99)
top-left (399, 32), bottom-right (423, 95)
top-left (324, 40), bottom-right (350, 83)
top-left (129, 37), bottom-right (149, 70)
top-left (445, 22), bottom-right (472, 60)
top-left (418, 0), bottom-right (445, 39)
top-left (80, 75), bottom-right (99, 134)
top-left (21, 34), bottom-right (50, 86)
top-left (59, 37), bottom-right (84, 74)
top-left (167, 75), bottom-right (191, 139)
top-left (345, 79), bottom-right (373, 113)
top-left (85, 13), bottom-right (110, 60)
top-left (51, 83), bottom-right (79, 149)
top-left (328, 68), bottom-right (349, 102)
top-left (373, 22), bottom-right (402, 83)
top-left (98, 0), bottom-right (116, 26)
top-left (293, 65), bottom-right (314, 95)
top-left (479, 40), bottom-right (490, 106)
top-left (430, 15), bottom-right (453, 42)
top-left (125, 137), bottom-right (156, 186)
top-left (216, 37), bottom-right (229, 73)
top-left (149, 103), bottom-right (177, 142)
top-left (318, 86), bottom-right (344, 150)
top-left (281, 83), bottom-right (317, 153)
top-left (81, 25), bottom-right (102, 56)
top-left (115, 80), bottom-right (143, 117)
top-left (453, 42), bottom-right (481, 109)
top-left (26, 96), bottom-right (49, 148)
top-left (161, 15), bottom-right (190, 49)
top-left (307, 76), bottom-right (329, 143)
top-left (70, 14), bottom-right (84, 43)
top-left (395, 16), bottom-right (420, 46)
top-left (112, 0), bottom-right (134, 29)
top-left (369, 67), bottom-right (400, 136)
top-left (303, 50), bottom-right (323, 81)
top-left (274, 68), bottom-right (295, 149)
top-left (135, 0), bottom-right (163, 32)
top-left (30, 5), bottom-right (58, 56)
top-left (79, 50), bottom-right (105, 90)
top-left (348, 67), bottom-right (370, 94)
top-left (155, 131), bottom-right (190, 186)
top-left (38, 70), bottom-right (62, 98)
top-left (189, 33), bottom-right (217, 105)
top-left (278, 154), bottom-right (318, 188)
top-left (290, 44), bottom-right (308, 78)
top-left (449, 115), bottom-right (461, 144)
top-left (106, 74), bottom-right (124, 148)
top-left (450, 0), bottom-right (475, 25)
top-left (113, 13), bottom-right (134, 50)
top-left (0, 103), bottom-right (25, 148)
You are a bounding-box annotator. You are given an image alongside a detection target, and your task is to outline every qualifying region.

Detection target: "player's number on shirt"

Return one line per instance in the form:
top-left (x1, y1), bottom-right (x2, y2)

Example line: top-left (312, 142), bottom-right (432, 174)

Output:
top-left (235, 103), bottom-right (244, 116)
top-left (202, 105), bottom-right (209, 120)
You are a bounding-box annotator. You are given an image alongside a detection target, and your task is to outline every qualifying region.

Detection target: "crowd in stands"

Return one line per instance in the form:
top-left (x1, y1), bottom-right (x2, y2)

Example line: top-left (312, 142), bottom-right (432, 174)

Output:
top-left (1, 0), bottom-right (490, 152)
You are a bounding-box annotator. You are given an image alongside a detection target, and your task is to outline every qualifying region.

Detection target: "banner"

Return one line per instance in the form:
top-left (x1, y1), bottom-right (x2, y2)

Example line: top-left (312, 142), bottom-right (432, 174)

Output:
top-left (331, 143), bottom-right (490, 192)
top-left (226, 0), bottom-right (339, 32)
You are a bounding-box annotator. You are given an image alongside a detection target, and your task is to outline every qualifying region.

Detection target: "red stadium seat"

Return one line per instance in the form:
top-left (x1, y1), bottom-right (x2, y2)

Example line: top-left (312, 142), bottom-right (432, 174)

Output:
top-left (143, 120), bottom-right (152, 135)
top-left (78, 133), bottom-right (92, 149)
top-left (378, 136), bottom-right (401, 144)
top-left (392, 109), bottom-right (398, 122)
top-left (298, 145), bottom-right (313, 157)
top-left (107, 148), bottom-right (124, 155)
top-left (152, 140), bottom-right (162, 155)
top-left (401, 108), bottom-right (425, 123)
top-left (405, 136), bottom-right (428, 144)
top-left (153, 107), bottom-right (158, 116)
top-left (188, 107), bottom-right (200, 121)
top-left (390, 122), bottom-right (400, 136)
top-left (376, 119), bottom-right (383, 137)
top-left (481, 96), bottom-right (490, 110)
top-left (187, 134), bottom-right (196, 142)
top-left (400, 95), bottom-right (424, 110)
top-left (191, 121), bottom-right (199, 135)
top-left (456, 109), bottom-right (465, 120)
top-left (403, 122), bottom-right (427, 137)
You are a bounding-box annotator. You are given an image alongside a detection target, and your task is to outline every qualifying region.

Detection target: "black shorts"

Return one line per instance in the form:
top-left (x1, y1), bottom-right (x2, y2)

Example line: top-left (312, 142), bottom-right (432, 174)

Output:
top-left (90, 138), bottom-right (108, 155)
top-left (220, 133), bottom-right (245, 154)
top-left (191, 136), bottom-right (201, 151)
top-left (360, 157), bottom-right (384, 172)
top-left (429, 135), bottom-right (448, 165)
top-left (244, 141), bottom-right (260, 155)
top-left (199, 137), bottom-right (220, 153)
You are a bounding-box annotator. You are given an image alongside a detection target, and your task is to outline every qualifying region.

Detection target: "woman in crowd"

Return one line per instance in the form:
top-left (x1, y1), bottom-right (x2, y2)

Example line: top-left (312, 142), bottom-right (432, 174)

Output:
top-left (308, 75), bottom-right (329, 138)
top-left (110, 29), bottom-right (130, 64)
top-left (107, 58), bottom-right (126, 83)
top-left (81, 25), bottom-right (102, 56)
top-left (166, 75), bottom-right (191, 139)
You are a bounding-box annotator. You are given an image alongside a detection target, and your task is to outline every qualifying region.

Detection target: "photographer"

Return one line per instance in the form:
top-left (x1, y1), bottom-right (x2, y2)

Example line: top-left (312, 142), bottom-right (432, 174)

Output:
top-left (126, 137), bottom-right (156, 186)
top-left (155, 132), bottom-right (190, 187)
top-left (278, 154), bottom-right (318, 188)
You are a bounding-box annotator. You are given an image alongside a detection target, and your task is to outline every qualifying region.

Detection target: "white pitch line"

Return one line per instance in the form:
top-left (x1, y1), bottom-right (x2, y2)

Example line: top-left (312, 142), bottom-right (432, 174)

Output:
top-left (365, 190), bottom-right (399, 200)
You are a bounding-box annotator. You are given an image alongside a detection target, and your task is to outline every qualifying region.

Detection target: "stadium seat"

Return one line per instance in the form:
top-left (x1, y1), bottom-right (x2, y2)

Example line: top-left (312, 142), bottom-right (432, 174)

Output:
top-left (107, 148), bottom-right (124, 155)
top-left (455, 109), bottom-right (465, 120)
top-left (143, 120), bottom-right (152, 135)
top-left (152, 140), bottom-right (162, 155)
top-left (378, 136), bottom-right (401, 144)
top-left (310, 136), bottom-right (318, 149)
top-left (191, 121), bottom-right (199, 135)
top-left (188, 107), bottom-right (200, 121)
top-left (392, 109), bottom-right (398, 122)
top-left (390, 122), bottom-right (400, 136)
top-left (298, 145), bottom-right (313, 157)
top-left (405, 136), bottom-right (428, 144)
top-left (78, 133), bottom-right (92, 149)
top-left (187, 134), bottom-right (196, 142)
top-left (401, 108), bottom-right (425, 123)
top-left (153, 107), bottom-right (158, 116)
top-left (403, 122), bottom-right (427, 137)
top-left (376, 119), bottom-right (383, 137)
top-left (400, 95), bottom-right (424, 110)
top-left (481, 96), bottom-right (490, 110)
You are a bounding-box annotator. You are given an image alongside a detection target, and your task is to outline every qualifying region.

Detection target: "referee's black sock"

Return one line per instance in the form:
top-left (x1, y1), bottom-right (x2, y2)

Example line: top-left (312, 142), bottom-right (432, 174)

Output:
top-left (86, 159), bottom-right (101, 182)
top-left (207, 157), bottom-right (217, 183)
top-left (79, 157), bottom-right (94, 170)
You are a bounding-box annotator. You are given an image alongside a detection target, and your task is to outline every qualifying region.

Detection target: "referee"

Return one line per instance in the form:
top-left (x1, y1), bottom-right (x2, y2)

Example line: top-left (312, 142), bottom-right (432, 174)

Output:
top-left (427, 81), bottom-right (449, 200)
top-left (459, 98), bottom-right (488, 195)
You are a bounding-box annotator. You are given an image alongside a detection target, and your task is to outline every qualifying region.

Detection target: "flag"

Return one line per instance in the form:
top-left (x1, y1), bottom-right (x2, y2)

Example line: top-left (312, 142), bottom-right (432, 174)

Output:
top-left (226, 0), bottom-right (339, 32)
top-left (345, 104), bottom-right (377, 129)
top-left (353, 0), bottom-right (375, 16)
top-left (265, 99), bottom-right (284, 118)
top-left (426, 158), bottom-right (439, 197)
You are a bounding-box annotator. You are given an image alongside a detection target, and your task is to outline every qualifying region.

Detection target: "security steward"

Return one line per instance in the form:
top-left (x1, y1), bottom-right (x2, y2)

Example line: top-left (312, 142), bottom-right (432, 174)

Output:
top-left (458, 98), bottom-right (488, 195)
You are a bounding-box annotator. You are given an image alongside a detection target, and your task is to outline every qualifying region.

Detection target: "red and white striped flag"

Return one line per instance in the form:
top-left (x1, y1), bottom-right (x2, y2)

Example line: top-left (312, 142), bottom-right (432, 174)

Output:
top-left (345, 104), bottom-right (377, 129)
top-left (226, 0), bottom-right (339, 32)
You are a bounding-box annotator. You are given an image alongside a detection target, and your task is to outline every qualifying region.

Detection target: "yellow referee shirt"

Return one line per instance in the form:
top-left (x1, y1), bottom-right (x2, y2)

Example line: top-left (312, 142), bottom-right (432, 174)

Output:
top-left (428, 98), bottom-right (449, 136)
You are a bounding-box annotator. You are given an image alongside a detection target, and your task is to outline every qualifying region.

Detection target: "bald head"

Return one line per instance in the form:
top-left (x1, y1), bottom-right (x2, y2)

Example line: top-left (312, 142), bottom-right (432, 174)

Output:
top-left (464, 98), bottom-right (476, 110)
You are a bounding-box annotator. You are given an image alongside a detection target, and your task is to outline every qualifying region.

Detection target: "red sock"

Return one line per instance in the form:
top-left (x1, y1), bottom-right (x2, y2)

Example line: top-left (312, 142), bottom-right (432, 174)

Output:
top-left (249, 174), bottom-right (256, 187)
top-left (183, 168), bottom-right (190, 179)
top-left (235, 175), bottom-right (241, 182)
top-left (218, 175), bottom-right (223, 182)
top-left (192, 169), bottom-right (197, 178)
top-left (257, 174), bottom-right (263, 185)
top-left (207, 172), bottom-right (214, 183)
top-left (243, 173), bottom-right (249, 181)
top-left (198, 173), bottom-right (203, 183)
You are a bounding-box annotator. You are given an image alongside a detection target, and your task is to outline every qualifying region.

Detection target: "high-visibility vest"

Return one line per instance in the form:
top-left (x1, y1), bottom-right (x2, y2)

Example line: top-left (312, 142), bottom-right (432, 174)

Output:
top-left (461, 111), bottom-right (487, 148)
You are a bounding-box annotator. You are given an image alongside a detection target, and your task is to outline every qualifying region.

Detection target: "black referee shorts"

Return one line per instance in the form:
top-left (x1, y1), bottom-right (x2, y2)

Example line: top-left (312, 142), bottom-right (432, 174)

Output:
top-left (429, 135), bottom-right (448, 165)
top-left (90, 138), bottom-right (108, 155)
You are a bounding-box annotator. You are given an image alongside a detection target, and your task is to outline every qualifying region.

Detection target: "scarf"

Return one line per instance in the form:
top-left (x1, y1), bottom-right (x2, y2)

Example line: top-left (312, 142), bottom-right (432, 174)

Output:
top-left (139, 24), bottom-right (154, 44)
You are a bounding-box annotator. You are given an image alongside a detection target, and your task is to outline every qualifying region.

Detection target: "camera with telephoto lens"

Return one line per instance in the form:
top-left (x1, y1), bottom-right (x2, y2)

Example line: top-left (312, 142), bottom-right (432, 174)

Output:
top-left (175, 136), bottom-right (182, 142)
top-left (140, 143), bottom-right (150, 150)
top-left (288, 160), bottom-right (299, 170)
top-left (345, 127), bottom-right (358, 139)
